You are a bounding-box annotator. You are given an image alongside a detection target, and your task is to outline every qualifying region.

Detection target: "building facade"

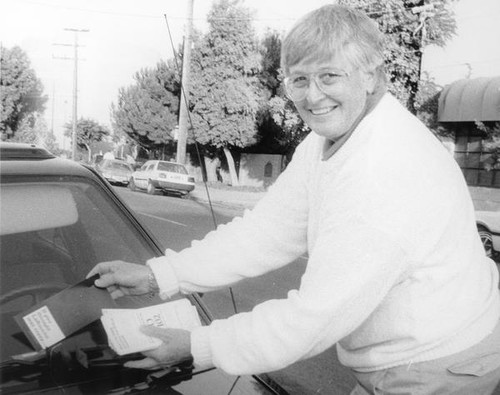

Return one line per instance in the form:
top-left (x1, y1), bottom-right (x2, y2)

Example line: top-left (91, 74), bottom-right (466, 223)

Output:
top-left (438, 76), bottom-right (500, 188)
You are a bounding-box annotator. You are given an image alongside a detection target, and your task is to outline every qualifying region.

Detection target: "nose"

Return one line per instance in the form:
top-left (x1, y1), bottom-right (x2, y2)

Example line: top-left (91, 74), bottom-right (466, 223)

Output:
top-left (305, 77), bottom-right (326, 102)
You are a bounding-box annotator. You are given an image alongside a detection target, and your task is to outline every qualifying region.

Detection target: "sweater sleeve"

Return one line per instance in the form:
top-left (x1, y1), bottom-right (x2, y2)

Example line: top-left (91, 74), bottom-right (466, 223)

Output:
top-left (147, 138), bottom-right (311, 298)
top-left (190, 221), bottom-right (408, 374)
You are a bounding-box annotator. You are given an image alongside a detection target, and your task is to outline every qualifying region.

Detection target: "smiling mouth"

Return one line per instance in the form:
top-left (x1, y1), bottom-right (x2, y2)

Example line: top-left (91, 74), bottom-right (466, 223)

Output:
top-left (309, 106), bottom-right (337, 115)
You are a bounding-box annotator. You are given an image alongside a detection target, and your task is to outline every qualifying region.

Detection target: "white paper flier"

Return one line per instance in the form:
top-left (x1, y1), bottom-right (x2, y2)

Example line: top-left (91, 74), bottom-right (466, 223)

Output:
top-left (23, 306), bottom-right (65, 349)
top-left (101, 299), bottom-right (202, 355)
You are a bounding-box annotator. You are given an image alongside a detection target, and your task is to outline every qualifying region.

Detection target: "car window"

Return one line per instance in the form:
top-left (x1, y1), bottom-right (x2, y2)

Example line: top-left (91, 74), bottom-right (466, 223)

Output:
top-left (147, 164), bottom-right (155, 171)
top-left (107, 161), bottom-right (132, 171)
top-left (0, 178), bottom-right (159, 312)
top-left (158, 162), bottom-right (188, 174)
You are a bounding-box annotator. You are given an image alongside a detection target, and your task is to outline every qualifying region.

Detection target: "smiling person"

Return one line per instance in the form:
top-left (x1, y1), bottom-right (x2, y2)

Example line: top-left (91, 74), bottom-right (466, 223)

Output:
top-left (89, 5), bottom-right (500, 394)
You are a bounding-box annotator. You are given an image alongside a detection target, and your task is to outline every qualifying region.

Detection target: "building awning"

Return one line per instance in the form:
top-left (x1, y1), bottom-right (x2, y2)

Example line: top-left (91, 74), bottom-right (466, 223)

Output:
top-left (438, 76), bottom-right (500, 122)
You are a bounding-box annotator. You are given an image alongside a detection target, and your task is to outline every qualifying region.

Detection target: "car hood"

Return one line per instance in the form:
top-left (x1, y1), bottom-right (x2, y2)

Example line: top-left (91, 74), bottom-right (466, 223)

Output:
top-left (0, 296), bottom-right (284, 395)
top-left (102, 169), bottom-right (132, 176)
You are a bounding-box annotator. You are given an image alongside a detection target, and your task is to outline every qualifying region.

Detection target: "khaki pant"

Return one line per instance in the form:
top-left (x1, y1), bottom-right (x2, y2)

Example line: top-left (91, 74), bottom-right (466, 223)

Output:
top-left (350, 318), bottom-right (500, 395)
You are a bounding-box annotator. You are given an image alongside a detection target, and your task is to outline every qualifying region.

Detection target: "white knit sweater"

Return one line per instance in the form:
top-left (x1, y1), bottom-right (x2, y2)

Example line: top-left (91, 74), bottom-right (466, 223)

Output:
top-left (148, 94), bottom-right (500, 375)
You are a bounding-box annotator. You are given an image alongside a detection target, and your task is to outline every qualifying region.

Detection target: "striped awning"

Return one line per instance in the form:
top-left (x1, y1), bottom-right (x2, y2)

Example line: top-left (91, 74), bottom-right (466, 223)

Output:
top-left (438, 76), bottom-right (500, 122)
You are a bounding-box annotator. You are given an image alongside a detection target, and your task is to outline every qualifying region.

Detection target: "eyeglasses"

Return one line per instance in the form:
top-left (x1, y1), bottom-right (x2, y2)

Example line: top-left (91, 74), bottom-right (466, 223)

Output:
top-left (284, 69), bottom-right (350, 102)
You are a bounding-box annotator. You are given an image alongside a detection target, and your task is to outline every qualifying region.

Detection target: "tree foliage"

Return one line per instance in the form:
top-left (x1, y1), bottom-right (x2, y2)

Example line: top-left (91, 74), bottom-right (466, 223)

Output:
top-left (339, 0), bottom-right (457, 113)
top-left (1, 46), bottom-right (48, 140)
top-left (111, 60), bottom-right (180, 153)
top-left (64, 117), bottom-right (110, 162)
top-left (189, 0), bottom-right (263, 184)
top-left (8, 111), bottom-right (61, 155)
top-left (257, 31), bottom-right (309, 160)
top-left (477, 121), bottom-right (500, 171)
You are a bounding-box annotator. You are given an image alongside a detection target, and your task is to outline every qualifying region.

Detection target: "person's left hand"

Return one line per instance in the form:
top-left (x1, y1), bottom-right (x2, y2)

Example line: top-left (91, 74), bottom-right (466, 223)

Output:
top-left (124, 326), bottom-right (192, 370)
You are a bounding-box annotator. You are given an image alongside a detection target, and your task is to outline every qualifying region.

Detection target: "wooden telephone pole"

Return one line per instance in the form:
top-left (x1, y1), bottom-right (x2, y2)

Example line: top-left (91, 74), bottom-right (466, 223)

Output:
top-left (176, 0), bottom-right (194, 165)
top-left (54, 28), bottom-right (89, 160)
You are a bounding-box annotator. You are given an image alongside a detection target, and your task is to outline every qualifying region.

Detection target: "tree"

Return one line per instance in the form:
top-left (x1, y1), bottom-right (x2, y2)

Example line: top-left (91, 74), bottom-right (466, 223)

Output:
top-left (64, 117), bottom-right (110, 162)
top-left (477, 121), bottom-right (500, 171)
top-left (257, 31), bottom-right (309, 161)
top-left (189, 0), bottom-right (263, 185)
top-left (339, 0), bottom-right (457, 114)
top-left (8, 111), bottom-right (62, 155)
top-left (259, 30), bottom-right (281, 98)
top-left (1, 46), bottom-right (47, 139)
top-left (267, 94), bottom-right (310, 160)
top-left (111, 60), bottom-right (180, 157)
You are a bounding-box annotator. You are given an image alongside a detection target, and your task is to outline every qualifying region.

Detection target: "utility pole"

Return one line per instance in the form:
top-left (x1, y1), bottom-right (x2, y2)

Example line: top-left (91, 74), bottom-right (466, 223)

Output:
top-left (410, 3), bottom-right (434, 114)
top-left (51, 82), bottom-right (55, 133)
top-left (412, 4), bottom-right (434, 80)
top-left (54, 28), bottom-right (89, 160)
top-left (176, 0), bottom-right (194, 165)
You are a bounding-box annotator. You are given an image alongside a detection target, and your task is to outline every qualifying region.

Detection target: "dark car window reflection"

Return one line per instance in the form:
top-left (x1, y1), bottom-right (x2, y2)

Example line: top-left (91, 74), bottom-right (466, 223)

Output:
top-left (0, 179), bottom-right (158, 313)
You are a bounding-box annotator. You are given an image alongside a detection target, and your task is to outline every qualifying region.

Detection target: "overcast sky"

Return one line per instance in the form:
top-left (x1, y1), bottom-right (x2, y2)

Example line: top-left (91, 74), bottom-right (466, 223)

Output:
top-left (1, 0), bottom-right (499, 148)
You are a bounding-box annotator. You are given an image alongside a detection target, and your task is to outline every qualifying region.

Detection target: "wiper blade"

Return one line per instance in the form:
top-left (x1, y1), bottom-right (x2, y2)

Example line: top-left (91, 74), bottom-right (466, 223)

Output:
top-left (0, 350), bottom-right (46, 367)
top-left (0, 344), bottom-right (197, 394)
top-left (0, 351), bottom-right (48, 372)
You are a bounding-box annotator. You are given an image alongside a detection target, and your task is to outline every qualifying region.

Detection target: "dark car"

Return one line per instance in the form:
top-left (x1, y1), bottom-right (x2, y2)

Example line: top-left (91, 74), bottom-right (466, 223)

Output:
top-left (0, 142), bottom-right (286, 394)
top-left (95, 158), bottom-right (134, 186)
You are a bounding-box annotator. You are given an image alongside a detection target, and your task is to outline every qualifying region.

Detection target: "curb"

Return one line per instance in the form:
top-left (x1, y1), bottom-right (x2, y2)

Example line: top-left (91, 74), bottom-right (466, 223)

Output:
top-left (190, 196), bottom-right (249, 210)
top-left (189, 194), bottom-right (258, 211)
top-left (189, 186), bottom-right (265, 211)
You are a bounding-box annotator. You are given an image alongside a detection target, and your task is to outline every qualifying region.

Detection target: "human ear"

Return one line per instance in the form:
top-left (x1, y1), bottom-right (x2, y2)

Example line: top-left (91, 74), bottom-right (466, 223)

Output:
top-left (362, 69), bottom-right (378, 94)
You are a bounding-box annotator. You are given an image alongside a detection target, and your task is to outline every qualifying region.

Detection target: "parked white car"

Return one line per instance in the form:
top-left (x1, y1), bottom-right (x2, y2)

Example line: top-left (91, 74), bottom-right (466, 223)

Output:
top-left (476, 210), bottom-right (500, 261)
top-left (129, 160), bottom-right (195, 196)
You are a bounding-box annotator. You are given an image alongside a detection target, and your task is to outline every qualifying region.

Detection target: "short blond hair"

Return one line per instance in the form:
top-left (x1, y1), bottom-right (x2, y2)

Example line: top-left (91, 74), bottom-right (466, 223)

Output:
top-left (281, 4), bottom-right (385, 80)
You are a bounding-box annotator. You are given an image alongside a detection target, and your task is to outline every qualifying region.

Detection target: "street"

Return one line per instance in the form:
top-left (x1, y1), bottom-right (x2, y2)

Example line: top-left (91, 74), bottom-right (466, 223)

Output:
top-left (115, 187), bottom-right (356, 395)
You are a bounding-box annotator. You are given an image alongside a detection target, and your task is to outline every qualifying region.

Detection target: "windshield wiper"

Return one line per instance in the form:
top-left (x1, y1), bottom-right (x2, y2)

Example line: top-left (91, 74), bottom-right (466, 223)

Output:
top-left (0, 344), bottom-right (195, 394)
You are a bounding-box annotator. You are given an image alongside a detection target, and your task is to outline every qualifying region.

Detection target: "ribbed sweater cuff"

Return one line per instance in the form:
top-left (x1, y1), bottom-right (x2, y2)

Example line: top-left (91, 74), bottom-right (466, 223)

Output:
top-left (146, 253), bottom-right (180, 300)
top-left (191, 326), bottom-right (215, 370)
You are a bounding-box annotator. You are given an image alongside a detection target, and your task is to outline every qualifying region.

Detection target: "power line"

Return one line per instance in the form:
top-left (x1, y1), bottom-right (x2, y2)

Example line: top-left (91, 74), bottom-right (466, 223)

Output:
top-left (12, 0), bottom-right (500, 34)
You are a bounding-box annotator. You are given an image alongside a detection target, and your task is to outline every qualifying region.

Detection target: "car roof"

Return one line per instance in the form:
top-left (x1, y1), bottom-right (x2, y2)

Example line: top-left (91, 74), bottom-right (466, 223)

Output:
top-left (0, 142), bottom-right (54, 160)
top-left (148, 160), bottom-right (185, 166)
top-left (102, 158), bottom-right (129, 163)
top-left (0, 142), bottom-right (95, 178)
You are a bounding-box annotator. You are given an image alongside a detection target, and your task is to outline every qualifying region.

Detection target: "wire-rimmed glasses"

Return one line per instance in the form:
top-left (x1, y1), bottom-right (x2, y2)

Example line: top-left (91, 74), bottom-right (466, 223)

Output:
top-left (284, 69), bottom-right (350, 102)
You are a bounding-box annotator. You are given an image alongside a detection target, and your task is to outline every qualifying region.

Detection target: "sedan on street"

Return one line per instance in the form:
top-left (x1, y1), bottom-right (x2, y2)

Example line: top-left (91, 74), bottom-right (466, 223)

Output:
top-left (95, 158), bottom-right (134, 186)
top-left (129, 160), bottom-right (195, 197)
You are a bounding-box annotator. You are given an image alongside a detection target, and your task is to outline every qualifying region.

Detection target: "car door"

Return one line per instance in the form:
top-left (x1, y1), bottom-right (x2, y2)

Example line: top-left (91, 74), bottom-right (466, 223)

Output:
top-left (134, 162), bottom-right (150, 189)
top-left (143, 163), bottom-right (156, 188)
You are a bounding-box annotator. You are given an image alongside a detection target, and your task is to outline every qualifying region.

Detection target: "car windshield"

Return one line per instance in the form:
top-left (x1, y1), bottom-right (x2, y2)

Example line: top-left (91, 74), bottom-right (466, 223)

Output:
top-left (105, 161), bottom-right (132, 171)
top-left (0, 175), bottom-right (208, 392)
top-left (157, 162), bottom-right (187, 174)
top-left (0, 177), bottom-right (159, 356)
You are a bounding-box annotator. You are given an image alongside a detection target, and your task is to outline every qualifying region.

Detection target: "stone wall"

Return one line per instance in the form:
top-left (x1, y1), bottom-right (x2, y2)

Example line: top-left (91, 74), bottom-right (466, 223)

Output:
top-left (238, 153), bottom-right (285, 188)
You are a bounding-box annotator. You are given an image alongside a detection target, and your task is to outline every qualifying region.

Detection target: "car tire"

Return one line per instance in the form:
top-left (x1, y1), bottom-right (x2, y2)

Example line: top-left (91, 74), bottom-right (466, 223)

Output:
top-left (129, 178), bottom-right (136, 191)
top-left (147, 180), bottom-right (156, 195)
top-left (478, 226), bottom-right (494, 258)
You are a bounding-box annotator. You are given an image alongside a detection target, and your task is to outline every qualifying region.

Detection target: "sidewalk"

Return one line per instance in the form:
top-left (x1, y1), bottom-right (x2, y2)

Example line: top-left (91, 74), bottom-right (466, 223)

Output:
top-left (190, 184), bottom-right (500, 212)
top-left (469, 186), bottom-right (500, 211)
top-left (189, 183), bottom-right (266, 210)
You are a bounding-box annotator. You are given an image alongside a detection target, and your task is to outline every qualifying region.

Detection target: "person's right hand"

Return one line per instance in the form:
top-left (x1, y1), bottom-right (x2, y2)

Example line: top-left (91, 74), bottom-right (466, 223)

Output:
top-left (87, 261), bottom-right (153, 299)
